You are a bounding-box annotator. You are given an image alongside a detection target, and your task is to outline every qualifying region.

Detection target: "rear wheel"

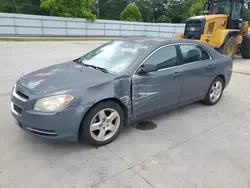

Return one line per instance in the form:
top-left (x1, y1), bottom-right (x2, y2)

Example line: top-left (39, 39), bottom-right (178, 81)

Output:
top-left (219, 37), bottom-right (237, 58)
top-left (203, 77), bottom-right (224, 105)
top-left (79, 101), bottom-right (124, 146)
top-left (241, 47), bottom-right (250, 59)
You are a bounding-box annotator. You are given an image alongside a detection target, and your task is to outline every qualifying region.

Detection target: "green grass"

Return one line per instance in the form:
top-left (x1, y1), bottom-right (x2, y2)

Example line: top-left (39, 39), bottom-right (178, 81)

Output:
top-left (0, 37), bottom-right (118, 42)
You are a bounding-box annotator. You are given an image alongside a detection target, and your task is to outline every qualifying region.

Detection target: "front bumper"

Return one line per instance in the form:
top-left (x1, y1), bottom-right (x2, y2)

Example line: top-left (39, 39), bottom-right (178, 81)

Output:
top-left (10, 84), bottom-right (84, 142)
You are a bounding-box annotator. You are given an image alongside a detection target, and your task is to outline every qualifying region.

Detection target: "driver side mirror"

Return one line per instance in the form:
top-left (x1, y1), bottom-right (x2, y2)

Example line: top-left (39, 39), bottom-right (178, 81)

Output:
top-left (138, 63), bottom-right (158, 75)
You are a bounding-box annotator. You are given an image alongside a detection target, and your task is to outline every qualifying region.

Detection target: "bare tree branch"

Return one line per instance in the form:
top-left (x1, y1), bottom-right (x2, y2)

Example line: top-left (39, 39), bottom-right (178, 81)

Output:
top-left (13, 0), bottom-right (20, 13)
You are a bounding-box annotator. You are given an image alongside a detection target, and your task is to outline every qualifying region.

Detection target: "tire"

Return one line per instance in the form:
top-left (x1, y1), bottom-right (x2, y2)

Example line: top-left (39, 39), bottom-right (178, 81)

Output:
top-left (241, 34), bottom-right (250, 59)
top-left (203, 77), bottom-right (224, 105)
top-left (79, 101), bottom-right (124, 146)
top-left (241, 47), bottom-right (250, 59)
top-left (219, 37), bottom-right (237, 58)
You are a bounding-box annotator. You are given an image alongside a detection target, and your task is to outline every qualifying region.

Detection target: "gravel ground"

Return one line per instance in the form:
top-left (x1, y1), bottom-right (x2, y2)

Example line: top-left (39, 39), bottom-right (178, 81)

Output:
top-left (0, 41), bottom-right (250, 188)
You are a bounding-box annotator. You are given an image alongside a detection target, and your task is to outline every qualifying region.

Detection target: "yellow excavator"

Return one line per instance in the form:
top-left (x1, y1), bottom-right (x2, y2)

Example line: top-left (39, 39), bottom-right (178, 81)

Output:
top-left (176, 0), bottom-right (250, 58)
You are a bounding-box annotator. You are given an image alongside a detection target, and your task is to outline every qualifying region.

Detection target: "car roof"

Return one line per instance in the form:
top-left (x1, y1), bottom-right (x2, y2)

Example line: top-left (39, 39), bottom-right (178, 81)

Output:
top-left (119, 36), bottom-right (202, 47)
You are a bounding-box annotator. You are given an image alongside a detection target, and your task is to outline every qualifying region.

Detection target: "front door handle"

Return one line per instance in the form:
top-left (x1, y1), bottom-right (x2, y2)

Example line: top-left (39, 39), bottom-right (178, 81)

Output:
top-left (173, 72), bottom-right (181, 77)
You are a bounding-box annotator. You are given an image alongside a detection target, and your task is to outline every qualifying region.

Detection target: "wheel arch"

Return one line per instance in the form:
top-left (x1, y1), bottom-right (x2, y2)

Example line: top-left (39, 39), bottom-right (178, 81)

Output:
top-left (208, 74), bottom-right (226, 94)
top-left (92, 98), bottom-right (128, 120)
top-left (213, 29), bottom-right (241, 49)
top-left (77, 97), bottom-right (129, 139)
top-left (222, 30), bottom-right (242, 47)
top-left (214, 30), bottom-right (242, 56)
top-left (217, 74), bottom-right (225, 87)
top-left (203, 74), bottom-right (226, 105)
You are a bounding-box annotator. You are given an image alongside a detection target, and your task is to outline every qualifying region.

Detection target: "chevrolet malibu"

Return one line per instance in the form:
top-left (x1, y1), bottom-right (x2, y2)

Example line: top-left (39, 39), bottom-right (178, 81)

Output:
top-left (11, 37), bottom-right (233, 146)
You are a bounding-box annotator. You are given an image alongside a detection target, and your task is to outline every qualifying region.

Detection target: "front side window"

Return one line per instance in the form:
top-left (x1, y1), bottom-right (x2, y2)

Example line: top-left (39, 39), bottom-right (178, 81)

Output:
top-left (214, 0), bottom-right (231, 15)
top-left (179, 44), bottom-right (210, 64)
top-left (79, 41), bottom-right (150, 74)
top-left (144, 46), bottom-right (178, 70)
top-left (232, 2), bottom-right (242, 19)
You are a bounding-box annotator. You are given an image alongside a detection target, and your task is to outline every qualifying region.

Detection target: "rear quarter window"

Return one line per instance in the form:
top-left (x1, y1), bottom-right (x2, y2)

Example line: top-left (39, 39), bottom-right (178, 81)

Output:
top-left (179, 44), bottom-right (211, 64)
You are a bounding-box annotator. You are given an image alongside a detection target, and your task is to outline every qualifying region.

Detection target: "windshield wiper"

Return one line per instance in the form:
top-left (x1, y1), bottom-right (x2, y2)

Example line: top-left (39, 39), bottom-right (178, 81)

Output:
top-left (74, 58), bottom-right (83, 64)
top-left (75, 59), bottom-right (110, 74)
top-left (84, 64), bottom-right (110, 73)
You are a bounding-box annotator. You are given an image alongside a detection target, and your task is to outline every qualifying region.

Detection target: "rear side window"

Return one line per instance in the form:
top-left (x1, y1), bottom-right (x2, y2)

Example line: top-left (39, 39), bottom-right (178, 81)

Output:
top-left (179, 44), bottom-right (210, 64)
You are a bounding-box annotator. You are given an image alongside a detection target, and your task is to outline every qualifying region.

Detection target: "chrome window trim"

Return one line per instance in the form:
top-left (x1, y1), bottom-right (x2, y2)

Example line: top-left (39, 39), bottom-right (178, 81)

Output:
top-left (25, 127), bottom-right (58, 136)
top-left (12, 85), bottom-right (27, 102)
top-left (11, 102), bottom-right (21, 116)
top-left (132, 42), bottom-right (213, 76)
top-left (178, 43), bottom-right (213, 62)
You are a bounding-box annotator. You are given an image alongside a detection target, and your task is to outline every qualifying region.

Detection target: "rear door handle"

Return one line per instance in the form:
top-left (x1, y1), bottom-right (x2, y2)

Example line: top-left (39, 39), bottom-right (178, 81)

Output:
top-left (207, 65), bottom-right (214, 69)
top-left (173, 72), bottom-right (181, 77)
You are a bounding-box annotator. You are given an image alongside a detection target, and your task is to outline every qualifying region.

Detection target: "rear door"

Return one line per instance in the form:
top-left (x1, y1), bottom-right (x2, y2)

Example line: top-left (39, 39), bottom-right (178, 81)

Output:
top-left (177, 44), bottom-right (216, 103)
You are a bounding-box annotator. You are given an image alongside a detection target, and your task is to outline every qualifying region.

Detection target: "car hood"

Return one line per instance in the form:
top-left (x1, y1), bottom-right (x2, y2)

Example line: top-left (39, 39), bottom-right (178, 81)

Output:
top-left (18, 61), bottom-right (116, 93)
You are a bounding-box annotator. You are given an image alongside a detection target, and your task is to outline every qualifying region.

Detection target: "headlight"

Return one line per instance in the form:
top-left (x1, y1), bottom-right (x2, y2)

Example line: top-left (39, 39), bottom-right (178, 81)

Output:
top-left (239, 22), bottom-right (243, 28)
top-left (34, 94), bottom-right (74, 112)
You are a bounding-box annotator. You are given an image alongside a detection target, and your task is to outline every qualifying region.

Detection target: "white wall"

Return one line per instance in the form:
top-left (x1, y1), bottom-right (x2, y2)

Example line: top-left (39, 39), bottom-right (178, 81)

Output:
top-left (0, 13), bottom-right (185, 37)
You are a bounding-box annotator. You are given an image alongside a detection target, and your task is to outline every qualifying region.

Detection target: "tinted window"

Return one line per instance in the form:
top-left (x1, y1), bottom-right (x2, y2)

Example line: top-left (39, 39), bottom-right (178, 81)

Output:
top-left (179, 44), bottom-right (210, 64)
top-left (232, 2), bottom-right (242, 19)
top-left (144, 46), bottom-right (178, 69)
top-left (214, 1), bottom-right (231, 15)
top-left (80, 41), bottom-right (150, 74)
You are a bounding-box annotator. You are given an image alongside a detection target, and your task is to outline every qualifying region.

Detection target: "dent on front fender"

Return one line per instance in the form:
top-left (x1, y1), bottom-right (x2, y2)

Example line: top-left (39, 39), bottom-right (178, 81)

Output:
top-left (79, 76), bottom-right (132, 119)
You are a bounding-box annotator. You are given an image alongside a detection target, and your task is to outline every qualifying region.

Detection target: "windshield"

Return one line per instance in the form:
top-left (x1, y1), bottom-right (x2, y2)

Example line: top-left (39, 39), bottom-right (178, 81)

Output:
top-left (214, 0), bottom-right (231, 15)
top-left (79, 40), bottom-right (150, 74)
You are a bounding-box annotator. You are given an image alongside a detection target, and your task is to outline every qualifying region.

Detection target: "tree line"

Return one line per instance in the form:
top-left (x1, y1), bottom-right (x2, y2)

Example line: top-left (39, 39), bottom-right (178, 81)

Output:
top-left (0, 0), bottom-right (249, 23)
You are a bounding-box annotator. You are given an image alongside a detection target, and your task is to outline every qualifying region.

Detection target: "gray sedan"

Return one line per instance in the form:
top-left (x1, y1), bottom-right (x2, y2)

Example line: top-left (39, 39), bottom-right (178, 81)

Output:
top-left (10, 37), bottom-right (233, 146)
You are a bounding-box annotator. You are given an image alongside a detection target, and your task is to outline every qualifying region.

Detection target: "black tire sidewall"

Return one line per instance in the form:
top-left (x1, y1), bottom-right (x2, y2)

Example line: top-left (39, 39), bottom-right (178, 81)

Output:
top-left (80, 101), bottom-right (124, 146)
top-left (203, 77), bottom-right (224, 105)
top-left (241, 34), bottom-right (250, 59)
top-left (241, 47), bottom-right (250, 59)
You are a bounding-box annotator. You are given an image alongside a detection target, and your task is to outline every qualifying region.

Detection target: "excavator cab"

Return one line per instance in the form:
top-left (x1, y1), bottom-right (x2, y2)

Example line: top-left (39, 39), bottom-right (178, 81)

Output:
top-left (176, 0), bottom-right (250, 58)
top-left (205, 0), bottom-right (244, 30)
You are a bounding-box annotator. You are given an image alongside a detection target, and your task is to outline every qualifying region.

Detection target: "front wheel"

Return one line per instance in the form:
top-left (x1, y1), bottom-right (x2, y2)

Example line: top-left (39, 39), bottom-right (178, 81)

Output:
top-left (203, 77), bottom-right (224, 105)
top-left (219, 37), bottom-right (237, 58)
top-left (79, 101), bottom-right (124, 146)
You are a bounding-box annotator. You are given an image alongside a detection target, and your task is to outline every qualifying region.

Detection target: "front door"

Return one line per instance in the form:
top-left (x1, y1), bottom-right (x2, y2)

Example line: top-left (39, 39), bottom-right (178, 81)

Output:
top-left (177, 44), bottom-right (216, 103)
top-left (132, 45), bottom-right (183, 118)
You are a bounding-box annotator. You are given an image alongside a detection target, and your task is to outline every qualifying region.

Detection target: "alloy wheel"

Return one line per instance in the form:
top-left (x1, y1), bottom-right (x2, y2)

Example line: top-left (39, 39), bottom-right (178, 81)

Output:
top-left (210, 81), bottom-right (223, 103)
top-left (90, 108), bottom-right (121, 142)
